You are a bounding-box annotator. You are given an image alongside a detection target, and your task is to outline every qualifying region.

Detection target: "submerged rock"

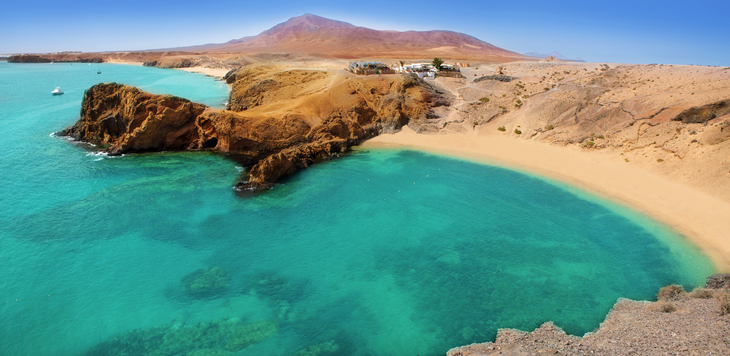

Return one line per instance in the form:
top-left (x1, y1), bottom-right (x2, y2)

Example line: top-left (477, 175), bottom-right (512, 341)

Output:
top-left (83, 318), bottom-right (276, 356)
top-left (181, 267), bottom-right (231, 297)
top-left (292, 340), bottom-right (340, 356)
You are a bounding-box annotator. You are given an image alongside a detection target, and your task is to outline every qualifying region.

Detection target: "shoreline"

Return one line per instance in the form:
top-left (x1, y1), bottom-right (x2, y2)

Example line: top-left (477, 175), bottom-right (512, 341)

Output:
top-left (104, 60), bottom-right (231, 79)
top-left (361, 127), bottom-right (730, 273)
top-left (176, 67), bottom-right (230, 79)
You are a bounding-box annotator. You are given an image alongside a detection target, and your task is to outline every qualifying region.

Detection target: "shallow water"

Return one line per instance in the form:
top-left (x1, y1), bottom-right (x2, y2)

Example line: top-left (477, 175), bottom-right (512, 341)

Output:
top-left (0, 62), bottom-right (714, 356)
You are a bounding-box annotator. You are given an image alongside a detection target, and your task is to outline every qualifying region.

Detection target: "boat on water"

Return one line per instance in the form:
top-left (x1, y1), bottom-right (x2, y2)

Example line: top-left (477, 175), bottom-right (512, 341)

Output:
top-left (51, 87), bottom-right (64, 95)
top-left (97, 70), bottom-right (101, 74)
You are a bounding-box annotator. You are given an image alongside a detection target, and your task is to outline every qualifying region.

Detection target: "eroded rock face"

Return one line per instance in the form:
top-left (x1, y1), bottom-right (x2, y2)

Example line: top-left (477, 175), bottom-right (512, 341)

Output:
top-left (60, 68), bottom-right (449, 191)
top-left (58, 83), bottom-right (209, 155)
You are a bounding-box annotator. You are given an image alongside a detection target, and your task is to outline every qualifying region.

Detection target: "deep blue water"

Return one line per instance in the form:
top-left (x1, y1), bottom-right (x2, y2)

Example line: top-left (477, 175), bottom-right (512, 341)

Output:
top-left (0, 61), bottom-right (715, 356)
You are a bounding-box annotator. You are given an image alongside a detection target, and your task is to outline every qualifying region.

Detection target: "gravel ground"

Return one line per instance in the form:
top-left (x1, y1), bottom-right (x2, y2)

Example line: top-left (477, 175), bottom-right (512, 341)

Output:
top-left (447, 275), bottom-right (730, 356)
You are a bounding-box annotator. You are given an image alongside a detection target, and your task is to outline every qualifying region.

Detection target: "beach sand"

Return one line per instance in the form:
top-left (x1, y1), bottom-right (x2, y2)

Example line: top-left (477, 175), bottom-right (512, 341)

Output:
top-left (362, 127), bottom-right (730, 272)
top-left (177, 67), bottom-right (230, 79)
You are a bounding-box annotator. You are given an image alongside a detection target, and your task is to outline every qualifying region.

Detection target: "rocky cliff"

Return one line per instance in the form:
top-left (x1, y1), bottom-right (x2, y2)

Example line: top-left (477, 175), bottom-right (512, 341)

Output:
top-left (447, 275), bottom-right (730, 356)
top-left (59, 66), bottom-right (450, 191)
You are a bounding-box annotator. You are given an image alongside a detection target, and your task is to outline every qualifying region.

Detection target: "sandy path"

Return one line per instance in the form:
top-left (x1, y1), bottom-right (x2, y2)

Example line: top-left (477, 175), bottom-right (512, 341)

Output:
top-left (361, 128), bottom-right (730, 272)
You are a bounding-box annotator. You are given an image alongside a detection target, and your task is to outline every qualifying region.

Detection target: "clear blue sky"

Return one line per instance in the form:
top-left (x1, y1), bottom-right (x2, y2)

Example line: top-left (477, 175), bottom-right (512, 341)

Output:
top-left (2, 0), bottom-right (728, 65)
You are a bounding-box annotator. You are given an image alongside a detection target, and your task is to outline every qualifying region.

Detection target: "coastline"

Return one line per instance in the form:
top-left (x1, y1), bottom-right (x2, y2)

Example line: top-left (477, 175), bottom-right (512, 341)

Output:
top-left (104, 60), bottom-right (230, 79)
top-left (361, 127), bottom-right (730, 273)
top-left (176, 67), bottom-right (230, 79)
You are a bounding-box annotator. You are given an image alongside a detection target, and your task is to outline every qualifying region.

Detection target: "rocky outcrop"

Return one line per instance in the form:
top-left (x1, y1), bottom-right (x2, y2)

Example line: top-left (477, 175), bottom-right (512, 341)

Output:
top-left (58, 83), bottom-right (209, 154)
top-left (59, 67), bottom-right (450, 191)
top-left (672, 99), bottom-right (730, 124)
top-left (447, 276), bottom-right (730, 356)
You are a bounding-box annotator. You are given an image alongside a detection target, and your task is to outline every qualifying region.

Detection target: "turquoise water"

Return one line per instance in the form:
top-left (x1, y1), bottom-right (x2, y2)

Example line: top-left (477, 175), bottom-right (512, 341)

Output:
top-left (0, 61), bottom-right (715, 356)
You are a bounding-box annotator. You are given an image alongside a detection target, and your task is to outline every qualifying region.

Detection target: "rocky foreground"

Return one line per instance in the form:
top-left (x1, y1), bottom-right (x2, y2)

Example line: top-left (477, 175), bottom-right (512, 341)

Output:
top-left (448, 275), bottom-right (730, 356)
top-left (59, 64), bottom-right (450, 190)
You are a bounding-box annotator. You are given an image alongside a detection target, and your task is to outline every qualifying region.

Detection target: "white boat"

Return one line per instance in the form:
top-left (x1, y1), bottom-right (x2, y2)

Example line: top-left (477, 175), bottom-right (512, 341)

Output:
top-left (51, 87), bottom-right (64, 95)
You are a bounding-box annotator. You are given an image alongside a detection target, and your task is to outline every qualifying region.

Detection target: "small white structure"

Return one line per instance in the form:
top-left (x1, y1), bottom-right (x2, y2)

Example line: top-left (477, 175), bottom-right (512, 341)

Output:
top-left (51, 87), bottom-right (64, 95)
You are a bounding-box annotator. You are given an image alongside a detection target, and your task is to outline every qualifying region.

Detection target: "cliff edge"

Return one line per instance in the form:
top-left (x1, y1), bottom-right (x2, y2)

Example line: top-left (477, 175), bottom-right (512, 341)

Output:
top-left (448, 275), bottom-right (730, 356)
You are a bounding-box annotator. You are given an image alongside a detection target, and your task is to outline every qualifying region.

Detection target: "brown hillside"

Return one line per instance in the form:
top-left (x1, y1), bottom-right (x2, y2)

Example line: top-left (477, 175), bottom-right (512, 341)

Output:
top-left (59, 66), bottom-right (451, 190)
top-left (186, 14), bottom-right (528, 61)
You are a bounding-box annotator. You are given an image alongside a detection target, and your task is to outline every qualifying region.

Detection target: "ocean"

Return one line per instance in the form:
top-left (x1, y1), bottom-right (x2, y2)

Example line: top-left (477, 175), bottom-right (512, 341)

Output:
top-left (0, 61), bottom-right (715, 356)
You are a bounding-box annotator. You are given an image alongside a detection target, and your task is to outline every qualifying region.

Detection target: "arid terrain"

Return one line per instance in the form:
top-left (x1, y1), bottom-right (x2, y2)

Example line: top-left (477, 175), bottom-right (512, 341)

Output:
top-left (17, 12), bottom-right (730, 355)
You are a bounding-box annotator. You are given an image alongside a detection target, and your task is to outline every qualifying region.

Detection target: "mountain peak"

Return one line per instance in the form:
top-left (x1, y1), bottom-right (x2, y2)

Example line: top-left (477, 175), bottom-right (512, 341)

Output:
top-left (198, 14), bottom-right (528, 61)
top-left (264, 14), bottom-right (356, 35)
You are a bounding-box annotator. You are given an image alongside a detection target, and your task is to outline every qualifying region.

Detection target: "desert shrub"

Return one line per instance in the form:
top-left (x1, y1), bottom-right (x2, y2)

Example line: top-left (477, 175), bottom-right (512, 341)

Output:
top-left (473, 121), bottom-right (479, 126)
top-left (658, 284), bottom-right (686, 301)
top-left (657, 158), bottom-right (664, 163)
top-left (497, 126), bottom-right (506, 132)
top-left (479, 97), bottom-right (490, 102)
top-left (514, 129), bottom-right (522, 135)
top-left (544, 87), bottom-right (550, 91)
top-left (597, 135), bottom-right (605, 139)
top-left (502, 94), bottom-right (506, 97)
top-left (545, 125), bottom-right (554, 130)
top-left (689, 287), bottom-right (714, 299)
top-left (498, 105), bottom-right (505, 110)
top-left (586, 141), bottom-right (595, 147)
top-left (718, 291), bottom-right (730, 316)
top-left (516, 99), bottom-right (522, 104)
top-left (514, 104), bottom-right (521, 108)
top-left (656, 301), bottom-right (677, 313)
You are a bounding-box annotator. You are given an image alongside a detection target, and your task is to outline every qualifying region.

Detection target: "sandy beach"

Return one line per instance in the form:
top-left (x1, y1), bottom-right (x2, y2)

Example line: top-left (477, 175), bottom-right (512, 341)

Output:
top-left (362, 128), bottom-right (730, 272)
top-left (176, 67), bottom-right (230, 79)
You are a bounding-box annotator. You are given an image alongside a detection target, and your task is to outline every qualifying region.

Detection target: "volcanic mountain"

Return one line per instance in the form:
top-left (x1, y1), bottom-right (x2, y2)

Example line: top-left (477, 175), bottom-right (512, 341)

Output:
top-left (185, 14), bottom-right (527, 61)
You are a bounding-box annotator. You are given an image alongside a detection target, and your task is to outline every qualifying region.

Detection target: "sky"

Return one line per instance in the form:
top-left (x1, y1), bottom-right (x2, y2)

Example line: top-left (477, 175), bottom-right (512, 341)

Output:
top-left (2, 0), bottom-right (728, 66)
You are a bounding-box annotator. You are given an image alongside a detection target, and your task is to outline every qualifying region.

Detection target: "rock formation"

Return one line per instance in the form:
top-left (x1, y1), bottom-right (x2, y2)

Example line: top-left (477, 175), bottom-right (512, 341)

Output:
top-left (447, 275), bottom-right (730, 356)
top-left (59, 65), bottom-right (450, 191)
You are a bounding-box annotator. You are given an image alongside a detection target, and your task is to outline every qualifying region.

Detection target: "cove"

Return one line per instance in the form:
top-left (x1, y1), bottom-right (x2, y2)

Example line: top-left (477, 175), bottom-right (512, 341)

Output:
top-left (0, 62), bottom-right (715, 356)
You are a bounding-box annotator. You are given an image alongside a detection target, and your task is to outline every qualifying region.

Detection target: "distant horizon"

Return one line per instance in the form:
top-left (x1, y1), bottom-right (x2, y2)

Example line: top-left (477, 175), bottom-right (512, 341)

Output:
top-left (2, 1), bottom-right (729, 66)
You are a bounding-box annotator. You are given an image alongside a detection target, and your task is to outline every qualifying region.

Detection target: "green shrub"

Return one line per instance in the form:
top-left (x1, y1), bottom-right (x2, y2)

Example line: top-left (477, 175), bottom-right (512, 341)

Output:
top-left (597, 135), bottom-right (605, 139)
top-left (658, 284), bottom-right (686, 301)
top-left (479, 97), bottom-right (490, 102)
top-left (544, 87), bottom-right (550, 91)
top-left (689, 287), bottom-right (714, 299)
top-left (586, 141), bottom-right (595, 147)
top-left (502, 94), bottom-right (506, 97)
top-left (514, 129), bottom-right (522, 135)
top-left (516, 99), bottom-right (522, 104)
top-left (473, 121), bottom-right (479, 126)
top-left (657, 158), bottom-right (664, 163)
top-left (497, 126), bottom-right (506, 132)
top-left (545, 125), bottom-right (554, 130)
